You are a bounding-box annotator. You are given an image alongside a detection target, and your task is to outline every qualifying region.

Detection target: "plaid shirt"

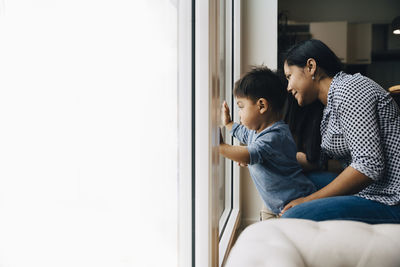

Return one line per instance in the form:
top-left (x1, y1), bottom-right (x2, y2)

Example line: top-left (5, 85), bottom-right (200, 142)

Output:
top-left (321, 72), bottom-right (400, 205)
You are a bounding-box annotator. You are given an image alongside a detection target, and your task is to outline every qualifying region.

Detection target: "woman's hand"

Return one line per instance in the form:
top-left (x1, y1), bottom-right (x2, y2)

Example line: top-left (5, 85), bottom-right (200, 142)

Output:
top-left (296, 152), bottom-right (319, 172)
top-left (221, 101), bottom-right (231, 126)
top-left (279, 197), bottom-right (307, 216)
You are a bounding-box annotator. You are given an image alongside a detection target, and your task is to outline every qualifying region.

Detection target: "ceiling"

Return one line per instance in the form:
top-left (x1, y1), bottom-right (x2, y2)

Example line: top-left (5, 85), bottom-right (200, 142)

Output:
top-left (279, 0), bottom-right (400, 24)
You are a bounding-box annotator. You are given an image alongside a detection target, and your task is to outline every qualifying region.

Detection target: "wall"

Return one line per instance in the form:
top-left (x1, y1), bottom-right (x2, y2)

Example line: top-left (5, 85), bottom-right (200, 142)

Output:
top-left (240, 0), bottom-right (277, 227)
top-left (278, 0), bottom-right (400, 90)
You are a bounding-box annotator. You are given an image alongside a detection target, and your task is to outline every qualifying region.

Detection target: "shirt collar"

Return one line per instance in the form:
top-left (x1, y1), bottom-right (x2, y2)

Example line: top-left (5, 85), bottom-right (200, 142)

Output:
top-left (327, 71), bottom-right (344, 107)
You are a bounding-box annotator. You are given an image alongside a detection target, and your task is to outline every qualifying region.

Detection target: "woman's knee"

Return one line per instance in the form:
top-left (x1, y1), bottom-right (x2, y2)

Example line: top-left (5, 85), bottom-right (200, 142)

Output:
top-left (280, 201), bottom-right (321, 220)
top-left (280, 196), bottom-right (400, 223)
top-left (281, 196), bottom-right (352, 221)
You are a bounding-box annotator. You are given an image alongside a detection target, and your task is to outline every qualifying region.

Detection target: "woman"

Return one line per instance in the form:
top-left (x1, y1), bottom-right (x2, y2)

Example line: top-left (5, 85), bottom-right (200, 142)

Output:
top-left (280, 39), bottom-right (400, 223)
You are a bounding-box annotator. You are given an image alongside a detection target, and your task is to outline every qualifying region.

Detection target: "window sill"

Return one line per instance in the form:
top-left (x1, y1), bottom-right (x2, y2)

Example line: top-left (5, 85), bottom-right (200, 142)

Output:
top-left (219, 208), bottom-right (241, 266)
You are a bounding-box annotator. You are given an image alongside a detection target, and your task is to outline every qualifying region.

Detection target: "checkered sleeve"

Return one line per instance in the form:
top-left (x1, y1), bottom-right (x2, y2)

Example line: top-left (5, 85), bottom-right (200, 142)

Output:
top-left (338, 85), bottom-right (385, 180)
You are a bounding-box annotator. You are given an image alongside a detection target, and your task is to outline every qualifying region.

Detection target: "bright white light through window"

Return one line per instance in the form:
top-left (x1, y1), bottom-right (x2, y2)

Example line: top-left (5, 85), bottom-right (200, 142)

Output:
top-left (0, 1), bottom-right (178, 266)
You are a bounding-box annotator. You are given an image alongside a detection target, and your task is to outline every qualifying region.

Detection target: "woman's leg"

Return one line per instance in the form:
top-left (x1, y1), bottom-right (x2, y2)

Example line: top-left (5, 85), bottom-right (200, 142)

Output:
top-left (281, 195), bottom-right (400, 224)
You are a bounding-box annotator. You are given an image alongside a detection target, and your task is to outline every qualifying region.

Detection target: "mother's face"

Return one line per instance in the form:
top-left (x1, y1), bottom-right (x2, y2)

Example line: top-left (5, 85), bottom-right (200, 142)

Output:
top-left (284, 61), bottom-right (318, 106)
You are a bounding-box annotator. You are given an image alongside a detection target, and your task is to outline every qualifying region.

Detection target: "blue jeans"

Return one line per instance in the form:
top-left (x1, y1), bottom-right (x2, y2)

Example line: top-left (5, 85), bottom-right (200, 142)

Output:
top-left (281, 171), bottom-right (400, 224)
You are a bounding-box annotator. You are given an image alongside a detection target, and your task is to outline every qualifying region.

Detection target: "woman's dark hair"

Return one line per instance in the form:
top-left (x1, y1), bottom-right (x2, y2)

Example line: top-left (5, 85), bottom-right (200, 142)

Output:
top-left (234, 66), bottom-right (286, 114)
top-left (284, 94), bottom-right (324, 165)
top-left (276, 68), bottom-right (323, 166)
top-left (285, 39), bottom-right (343, 77)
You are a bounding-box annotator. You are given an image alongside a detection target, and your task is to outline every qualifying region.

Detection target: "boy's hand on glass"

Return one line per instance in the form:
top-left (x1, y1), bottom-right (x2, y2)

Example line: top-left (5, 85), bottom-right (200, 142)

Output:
top-left (221, 100), bottom-right (231, 126)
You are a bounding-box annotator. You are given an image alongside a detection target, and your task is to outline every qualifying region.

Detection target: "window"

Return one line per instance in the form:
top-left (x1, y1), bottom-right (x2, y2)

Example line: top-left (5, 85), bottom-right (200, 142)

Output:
top-left (188, 1), bottom-right (242, 266)
top-left (0, 1), bottom-right (179, 267)
top-left (216, 1), bottom-right (242, 266)
top-left (186, 0), bottom-right (240, 266)
top-left (217, 0), bottom-right (232, 231)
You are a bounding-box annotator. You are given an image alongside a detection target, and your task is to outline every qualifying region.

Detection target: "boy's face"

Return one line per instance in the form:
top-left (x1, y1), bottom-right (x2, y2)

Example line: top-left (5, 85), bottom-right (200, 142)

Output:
top-left (236, 97), bottom-right (262, 130)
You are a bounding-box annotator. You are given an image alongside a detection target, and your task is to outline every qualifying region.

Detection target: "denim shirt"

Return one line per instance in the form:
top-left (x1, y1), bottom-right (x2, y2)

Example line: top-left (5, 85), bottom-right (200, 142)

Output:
top-left (231, 121), bottom-right (316, 214)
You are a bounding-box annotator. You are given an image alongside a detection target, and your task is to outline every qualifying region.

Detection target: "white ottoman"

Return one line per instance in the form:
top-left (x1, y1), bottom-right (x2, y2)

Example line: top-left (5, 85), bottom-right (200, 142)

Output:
top-left (225, 219), bottom-right (400, 267)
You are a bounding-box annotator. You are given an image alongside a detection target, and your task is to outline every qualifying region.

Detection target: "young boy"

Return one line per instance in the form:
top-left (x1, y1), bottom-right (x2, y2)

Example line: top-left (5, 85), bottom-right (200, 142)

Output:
top-left (219, 66), bottom-right (316, 216)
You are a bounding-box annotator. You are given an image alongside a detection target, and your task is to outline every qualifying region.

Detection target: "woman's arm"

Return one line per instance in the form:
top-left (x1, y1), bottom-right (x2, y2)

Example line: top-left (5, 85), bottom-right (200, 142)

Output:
top-left (296, 152), bottom-right (319, 172)
top-left (306, 166), bottom-right (372, 199)
top-left (281, 166), bottom-right (372, 214)
top-left (297, 152), bottom-right (343, 173)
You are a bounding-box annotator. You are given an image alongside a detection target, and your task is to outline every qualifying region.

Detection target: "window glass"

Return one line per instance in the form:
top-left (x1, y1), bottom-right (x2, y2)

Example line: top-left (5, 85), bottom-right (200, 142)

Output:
top-left (0, 1), bottom-right (178, 266)
top-left (218, 0), bottom-right (233, 235)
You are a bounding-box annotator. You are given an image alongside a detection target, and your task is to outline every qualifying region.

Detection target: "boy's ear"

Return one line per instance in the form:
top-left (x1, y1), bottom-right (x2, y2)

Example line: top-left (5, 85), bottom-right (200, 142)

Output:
top-left (257, 98), bottom-right (268, 114)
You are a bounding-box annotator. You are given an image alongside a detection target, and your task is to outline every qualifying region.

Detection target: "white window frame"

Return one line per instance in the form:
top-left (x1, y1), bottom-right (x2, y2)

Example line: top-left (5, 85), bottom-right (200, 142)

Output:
top-left (177, 1), bottom-right (194, 267)
top-left (194, 0), bottom-right (218, 265)
top-left (218, 0), bottom-right (233, 235)
top-left (178, 1), bottom-right (241, 266)
top-left (218, 0), bottom-right (241, 266)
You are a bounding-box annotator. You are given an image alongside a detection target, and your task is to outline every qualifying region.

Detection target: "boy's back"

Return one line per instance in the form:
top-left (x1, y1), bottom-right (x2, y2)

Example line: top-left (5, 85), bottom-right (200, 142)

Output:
top-left (231, 121), bottom-right (316, 214)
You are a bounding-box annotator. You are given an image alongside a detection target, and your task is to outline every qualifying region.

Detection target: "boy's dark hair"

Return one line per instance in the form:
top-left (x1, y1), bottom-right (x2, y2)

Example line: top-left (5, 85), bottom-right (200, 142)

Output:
top-left (234, 66), bottom-right (286, 114)
top-left (285, 39), bottom-right (343, 77)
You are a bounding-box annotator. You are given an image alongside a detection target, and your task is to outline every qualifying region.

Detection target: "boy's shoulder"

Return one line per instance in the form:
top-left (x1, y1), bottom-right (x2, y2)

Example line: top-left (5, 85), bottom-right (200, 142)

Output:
top-left (255, 121), bottom-right (291, 141)
top-left (258, 120), bottom-right (289, 134)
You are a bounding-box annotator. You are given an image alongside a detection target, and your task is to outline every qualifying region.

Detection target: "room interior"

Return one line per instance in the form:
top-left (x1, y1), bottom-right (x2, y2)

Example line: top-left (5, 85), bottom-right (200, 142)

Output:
top-left (239, 0), bottom-right (400, 230)
top-left (278, 0), bottom-right (400, 90)
top-left (225, 1), bottom-right (400, 266)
